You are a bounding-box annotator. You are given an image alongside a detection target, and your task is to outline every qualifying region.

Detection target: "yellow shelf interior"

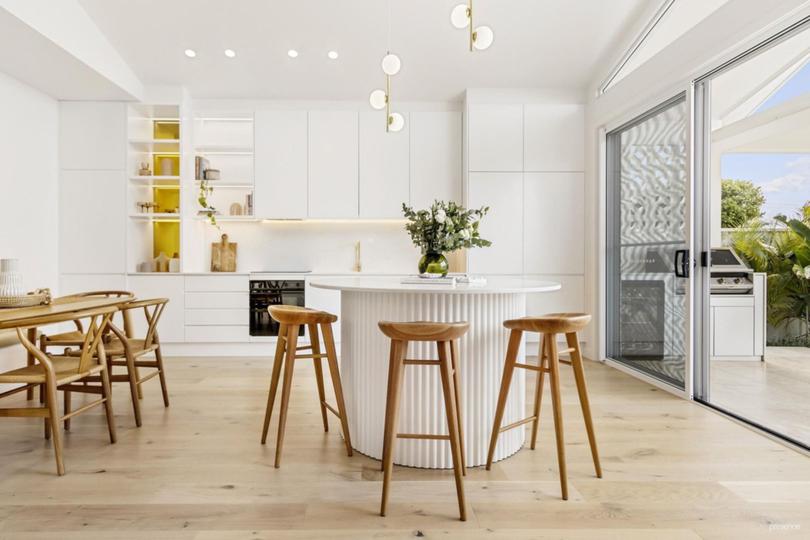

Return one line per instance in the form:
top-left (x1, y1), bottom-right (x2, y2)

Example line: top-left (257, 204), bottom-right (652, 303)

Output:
top-left (153, 221), bottom-right (180, 258)
top-left (153, 154), bottom-right (180, 176)
top-left (153, 120), bottom-right (180, 139)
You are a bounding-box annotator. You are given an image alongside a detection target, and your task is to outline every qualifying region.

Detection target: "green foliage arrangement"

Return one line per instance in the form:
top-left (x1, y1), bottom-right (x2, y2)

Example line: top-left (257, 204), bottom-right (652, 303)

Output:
top-left (721, 179), bottom-right (765, 228)
top-left (402, 200), bottom-right (492, 254)
top-left (198, 179), bottom-right (218, 227)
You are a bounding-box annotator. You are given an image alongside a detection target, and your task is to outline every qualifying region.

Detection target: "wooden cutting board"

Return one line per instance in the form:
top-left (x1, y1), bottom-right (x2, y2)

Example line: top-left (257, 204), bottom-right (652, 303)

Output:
top-left (211, 234), bottom-right (237, 272)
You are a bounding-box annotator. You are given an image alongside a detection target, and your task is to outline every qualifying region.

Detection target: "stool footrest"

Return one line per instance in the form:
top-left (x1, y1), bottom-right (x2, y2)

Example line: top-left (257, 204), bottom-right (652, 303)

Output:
top-left (295, 353), bottom-right (327, 360)
top-left (558, 347), bottom-right (575, 355)
top-left (515, 362), bottom-right (544, 372)
top-left (499, 415), bottom-right (538, 433)
top-left (403, 359), bottom-right (441, 366)
top-left (396, 433), bottom-right (451, 441)
top-left (322, 401), bottom-right (340, 418)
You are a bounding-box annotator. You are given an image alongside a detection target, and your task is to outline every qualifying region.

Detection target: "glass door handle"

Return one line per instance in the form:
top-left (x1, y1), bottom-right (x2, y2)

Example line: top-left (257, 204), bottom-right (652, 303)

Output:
top-left (674, 249), bottom-right (690, 278)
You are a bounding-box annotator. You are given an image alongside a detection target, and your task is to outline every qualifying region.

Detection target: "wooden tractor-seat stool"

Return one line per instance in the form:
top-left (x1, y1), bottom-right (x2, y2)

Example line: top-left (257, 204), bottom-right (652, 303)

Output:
top-left (261, 305), bottom-right (353, 468)
top-left (485, 313), bottom-right (601, 500)
top-left (378, 320), bottom-right (469, 521)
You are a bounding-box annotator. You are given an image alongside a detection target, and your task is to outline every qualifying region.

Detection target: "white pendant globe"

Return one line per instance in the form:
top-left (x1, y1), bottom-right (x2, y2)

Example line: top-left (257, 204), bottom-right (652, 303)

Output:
top-left (381, 53), bottom-right (401, 76)
top-left (450, 4), bottom-right (470, 28)
top-left (369, 89), bottom-right (387, 110)
top-left (473, 26), bottom-right (494, 50)
top-left (388, 112), bottom-right (405, 132)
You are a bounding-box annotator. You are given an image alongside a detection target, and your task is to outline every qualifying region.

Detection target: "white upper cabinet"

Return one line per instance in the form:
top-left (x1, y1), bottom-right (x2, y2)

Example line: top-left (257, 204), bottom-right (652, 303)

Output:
top-left (467, 172), bottom-right (524, 274)
top-left (524, 104), bottom-right (585, 172)
top-left (254, 110), bottom-right (308, 218)
top-left (59, 170), bottom-right (126, 274)
top-left (359, 111), bottom-right (409, 218)
top-left (523, 172), bottom-right (584, 274)
top-left (410, 111), bottom-right (462, 209)
top-left (59, 102), bottom-right (126, 170)
top-left (468, 105), bottom-right (523, 172)
top-left (308, 111), bottom-right (359, 218)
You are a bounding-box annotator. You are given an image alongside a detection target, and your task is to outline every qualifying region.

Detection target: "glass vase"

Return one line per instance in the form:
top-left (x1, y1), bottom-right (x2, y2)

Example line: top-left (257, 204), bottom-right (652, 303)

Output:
top-left (418, 252), bottom-right (449, 277)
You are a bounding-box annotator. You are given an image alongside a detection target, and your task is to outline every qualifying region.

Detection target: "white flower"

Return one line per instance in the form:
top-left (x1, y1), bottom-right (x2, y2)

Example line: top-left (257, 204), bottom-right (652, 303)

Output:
top-left (804, 265), bottom-right (810, 279)
top-left (435, 209), bottom-right (446, 224)
top-left (460, 229), bottom-right (471, 240)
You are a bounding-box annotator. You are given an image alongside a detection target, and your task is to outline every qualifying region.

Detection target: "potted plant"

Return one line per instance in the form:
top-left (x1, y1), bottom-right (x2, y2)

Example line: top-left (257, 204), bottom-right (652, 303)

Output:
top-left (402, 200), bottom-right (491, 277)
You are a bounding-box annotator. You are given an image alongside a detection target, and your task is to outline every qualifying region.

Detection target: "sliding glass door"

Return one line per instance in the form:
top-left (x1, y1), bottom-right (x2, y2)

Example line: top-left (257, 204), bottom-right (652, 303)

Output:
top-left (606, 95), bottom-right (690, 390)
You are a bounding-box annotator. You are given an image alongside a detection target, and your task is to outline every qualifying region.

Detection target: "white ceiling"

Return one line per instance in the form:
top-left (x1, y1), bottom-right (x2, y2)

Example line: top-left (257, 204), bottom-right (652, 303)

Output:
top-left (77, 0), bottom-right (647, 101)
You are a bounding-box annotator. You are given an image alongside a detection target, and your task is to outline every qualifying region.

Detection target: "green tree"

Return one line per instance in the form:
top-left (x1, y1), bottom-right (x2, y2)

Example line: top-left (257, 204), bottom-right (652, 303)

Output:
top-left (721, 179), bottom-right (765, 228)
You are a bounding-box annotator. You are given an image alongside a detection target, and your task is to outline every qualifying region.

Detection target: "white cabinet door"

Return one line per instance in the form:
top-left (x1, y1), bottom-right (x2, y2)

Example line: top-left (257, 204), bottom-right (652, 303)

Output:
top-left (713, 305), bottom-right (755, 356)
top-left (59, 102), bottom-right (126, 170)
top-left (523, 104), bottom-right (584, 172)
top-left (467, 172), bottom-right (523, 274)
top-left (410, 111), bottom-right (462, 208)
top-left (60, 274), bottom-right (127, 296)
top-left (359, 111), bottom-right (410, 218)
top-left (254, 110), bottom-right (308, 218)
top-left (468, 105), bottom-right (523, 172)
top-left (523, 173), bottom-right (584, 274)
top-left (127, 275), bottom-right (185, 342)
top-left (59, 170), bottom-right (126, 274)
top-left (308, 111), bottom-right (359, 218)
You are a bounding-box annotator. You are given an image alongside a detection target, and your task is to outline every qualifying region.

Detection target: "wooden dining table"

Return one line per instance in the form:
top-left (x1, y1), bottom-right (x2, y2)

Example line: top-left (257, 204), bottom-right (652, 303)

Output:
top-left (0, 294), bottom-right (134, 399)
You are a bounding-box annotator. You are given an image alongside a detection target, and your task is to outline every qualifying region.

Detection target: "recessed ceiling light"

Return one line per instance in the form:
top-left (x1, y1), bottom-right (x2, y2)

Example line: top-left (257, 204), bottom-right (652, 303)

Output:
top-left (184, 49), bottom-right (197, 58)
top-left (224, 49), bottom-right (236, 58)
top-left (287, 49), bottom-right (299, 58)
top-left (327, 50), bottom-right (339, 60)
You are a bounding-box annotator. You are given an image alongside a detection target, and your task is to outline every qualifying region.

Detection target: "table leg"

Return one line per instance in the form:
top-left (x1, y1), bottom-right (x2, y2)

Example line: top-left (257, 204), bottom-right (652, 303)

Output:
top-left (26, 327), bottom-right (36, 400)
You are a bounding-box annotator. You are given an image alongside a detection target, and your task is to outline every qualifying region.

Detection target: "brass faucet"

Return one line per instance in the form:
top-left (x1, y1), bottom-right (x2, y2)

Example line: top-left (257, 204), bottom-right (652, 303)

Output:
top-left (354, 241), bottom-right (362, 273)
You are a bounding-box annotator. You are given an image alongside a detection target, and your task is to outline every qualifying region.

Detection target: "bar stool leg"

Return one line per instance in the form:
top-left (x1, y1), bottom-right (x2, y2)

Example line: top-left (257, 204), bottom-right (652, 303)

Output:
top-left (547, 333), bottom-right (568, 500)
top-left (566, 331), bottom-right (602, 478)
top-left (530, 334), bottom-right (548, 450)
top-left (321, 323), bottom-right (353, 457)
top-left (439, 341), bottom-right (467, 521)
top-left (309, 323), bottom-right (329, 433)
top-left (380, 339), bottom-right (406, 517)
top-left (261, 323), bottom-right (287, 444)
top-left (380, 339), bottom-right (398, 472)
top-left (449, 339), bottom-right (466, 474)
top-left (274, 324), bottom-right (299, 468)
top-left (486, 329), bottom-right (522, 470)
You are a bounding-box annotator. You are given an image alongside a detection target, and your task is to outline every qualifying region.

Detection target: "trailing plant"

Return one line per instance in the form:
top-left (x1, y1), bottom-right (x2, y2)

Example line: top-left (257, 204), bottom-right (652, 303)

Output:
top-left (402, 200), bottom-right (491, 254)
top-left (198, 178), bottom-right (218, 228)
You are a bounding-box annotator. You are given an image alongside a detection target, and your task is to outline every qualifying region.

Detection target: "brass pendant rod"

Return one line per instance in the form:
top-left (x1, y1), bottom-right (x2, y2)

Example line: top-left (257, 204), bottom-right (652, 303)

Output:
top-left (385, 74), bottom-right (391, 132)
top-left (469, 0), bottom-right (474, 51)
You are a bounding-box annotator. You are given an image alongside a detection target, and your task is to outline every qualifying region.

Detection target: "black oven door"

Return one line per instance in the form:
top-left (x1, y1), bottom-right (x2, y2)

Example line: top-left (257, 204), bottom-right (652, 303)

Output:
top-left (249, 280), bottom-right (305, 337)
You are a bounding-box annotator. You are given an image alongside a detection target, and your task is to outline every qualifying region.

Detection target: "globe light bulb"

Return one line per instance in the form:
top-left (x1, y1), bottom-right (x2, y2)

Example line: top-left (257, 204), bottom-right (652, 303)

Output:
top-left (381, 53), bottom-right (401, 76)
top-left (450, 4), bottom-right (470, 29)
top-left (388, 112), bottom-right (405, 132)
top-left (473, 26), bottom-right (494, 50)
top-left (369, 89), bottom-right (387, 110)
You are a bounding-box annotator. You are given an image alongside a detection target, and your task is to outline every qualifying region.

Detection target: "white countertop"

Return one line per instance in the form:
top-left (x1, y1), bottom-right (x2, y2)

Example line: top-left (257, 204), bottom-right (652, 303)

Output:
top-left (309, 276), bottom-right (561, 294)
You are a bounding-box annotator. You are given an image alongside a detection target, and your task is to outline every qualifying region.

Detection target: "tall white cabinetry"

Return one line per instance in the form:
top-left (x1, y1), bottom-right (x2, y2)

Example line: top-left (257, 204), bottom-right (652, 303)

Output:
top-left (359, 111), bottom-right (409, 218)
top-left (254, 110), bottom-right (308, 219)
top-left (466, 98), bottom-right (586, 336)
top-left (410, 112), bottom-right (462, 208)
top-left (308, 111), bottom-right (359, 218)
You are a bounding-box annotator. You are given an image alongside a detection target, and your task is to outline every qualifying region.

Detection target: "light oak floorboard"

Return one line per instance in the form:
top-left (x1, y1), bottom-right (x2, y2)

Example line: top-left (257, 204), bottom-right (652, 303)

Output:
top-left (0, 355), bottom-right (808, 539)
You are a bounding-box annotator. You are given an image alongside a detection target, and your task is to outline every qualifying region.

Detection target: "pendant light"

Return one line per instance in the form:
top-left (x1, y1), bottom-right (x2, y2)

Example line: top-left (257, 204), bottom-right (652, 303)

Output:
top-left (450, 0), bottom-right (494, 51)
top-left (368, 1), bottom-right (404, 132)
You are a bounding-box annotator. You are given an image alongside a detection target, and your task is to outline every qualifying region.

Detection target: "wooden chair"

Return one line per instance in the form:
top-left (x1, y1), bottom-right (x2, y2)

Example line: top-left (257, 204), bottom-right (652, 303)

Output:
top-left (378, 320), bottom-right (469, 521)
top-left (0, 307), bottom-right (117, 475)
top-left (485, 313), bottom-right (601, 500)
top-left (261, 305), bottom-right (353, 468)
top-left (61, 298), bottom-right (170, 427)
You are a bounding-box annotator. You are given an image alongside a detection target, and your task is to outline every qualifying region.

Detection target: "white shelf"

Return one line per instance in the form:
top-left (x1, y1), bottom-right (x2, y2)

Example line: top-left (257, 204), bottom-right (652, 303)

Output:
top-left (193, 181), bottom-right (253, 189)
top-left (130, 139), bottom-right (181, 153)
top-left (195, 144), bottom-right (253, 154)
top-left (130, 176), bottom-right (181, 187)
top-left (129, 213), bottom-right (181, 220)
top-left (195, 215), bottom-right (257, 222)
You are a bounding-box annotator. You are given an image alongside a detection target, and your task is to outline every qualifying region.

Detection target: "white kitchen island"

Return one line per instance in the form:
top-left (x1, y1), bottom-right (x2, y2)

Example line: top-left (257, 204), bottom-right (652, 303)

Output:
top-left (310, 276), bottom-right (561, 469)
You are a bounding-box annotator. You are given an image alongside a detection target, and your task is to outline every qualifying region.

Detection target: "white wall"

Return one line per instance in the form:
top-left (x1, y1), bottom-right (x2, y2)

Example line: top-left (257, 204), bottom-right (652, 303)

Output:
top-left (0, 70), bottom-right (59, 378)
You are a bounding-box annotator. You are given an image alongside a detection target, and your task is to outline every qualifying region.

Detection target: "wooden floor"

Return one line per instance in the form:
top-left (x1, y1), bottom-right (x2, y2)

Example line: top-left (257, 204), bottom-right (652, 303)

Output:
top-left (711, 346), bottom-right (810, 445)
top-left (1, 354), bottom-right (809, 539)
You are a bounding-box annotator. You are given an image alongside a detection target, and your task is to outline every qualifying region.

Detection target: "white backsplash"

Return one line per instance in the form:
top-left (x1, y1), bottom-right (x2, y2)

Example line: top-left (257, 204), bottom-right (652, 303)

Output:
top-left (196, 221), bottom-right (420, 274)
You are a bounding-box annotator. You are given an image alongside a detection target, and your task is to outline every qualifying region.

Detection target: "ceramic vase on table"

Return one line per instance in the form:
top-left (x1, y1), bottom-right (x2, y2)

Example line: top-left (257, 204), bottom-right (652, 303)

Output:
top-left (0, 259), bottom-right (23, 297)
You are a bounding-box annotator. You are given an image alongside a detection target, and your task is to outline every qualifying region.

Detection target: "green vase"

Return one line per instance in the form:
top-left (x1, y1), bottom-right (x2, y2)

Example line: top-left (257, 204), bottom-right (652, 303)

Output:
top-left (418, 252), bottom-right (449, 277)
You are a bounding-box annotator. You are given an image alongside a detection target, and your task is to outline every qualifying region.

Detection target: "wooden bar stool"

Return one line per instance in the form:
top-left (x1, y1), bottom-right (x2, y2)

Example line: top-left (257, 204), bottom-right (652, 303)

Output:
top-left (378, 320), bottom-right (469, 521)
top-left (261, 305), bottom-right (353, 468)
top-left (485, 313), bottom-right (601, 500)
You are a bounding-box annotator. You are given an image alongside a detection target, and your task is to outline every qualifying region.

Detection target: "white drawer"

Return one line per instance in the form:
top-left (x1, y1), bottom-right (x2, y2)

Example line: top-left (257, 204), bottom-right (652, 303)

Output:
top-left (710, 295), bottom-right (754, 307)
top-left (185, 309), bottom-right (249, 326)
top-left (185, 292), bottom-right (248, 309)
top-left (185, 275), bottom-right (248, 292)
top-left (185, 325), bottom-right (249, 342)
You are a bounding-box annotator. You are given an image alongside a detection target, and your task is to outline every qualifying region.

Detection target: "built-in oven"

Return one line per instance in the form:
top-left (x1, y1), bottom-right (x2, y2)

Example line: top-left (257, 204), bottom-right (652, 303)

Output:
top-left (249, 279), bottom-right (305, 337)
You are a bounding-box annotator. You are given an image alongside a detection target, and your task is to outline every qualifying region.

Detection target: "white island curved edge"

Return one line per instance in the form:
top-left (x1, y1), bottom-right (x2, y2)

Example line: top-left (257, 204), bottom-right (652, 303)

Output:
top-left (310, 276), bottom-right (561, 469)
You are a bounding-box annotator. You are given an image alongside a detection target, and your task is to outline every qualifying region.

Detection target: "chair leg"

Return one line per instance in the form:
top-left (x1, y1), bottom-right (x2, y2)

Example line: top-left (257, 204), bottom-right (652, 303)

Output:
top-left (567, 332), bottom-right (602, 479)
top-left (274, 324), bottom-right (299, 468)
top-left (261, 323), bottom-right (287, 444)
top-left (41, 383), bottom-right (50, 440)
top-left (322, 323), bottom-right (353, 457)
top-left (380, 339), bottom-right (406, 517)
top-left (309, 323), bottom-right (329, 433)
top-left (135, 366), bottom-right (144, 400)
top-left (547, 334), bottom-right (568, 500)
top-left (448, 340), bottom-right (466, 475)
top-left (154, 343), bottom-right (170, 407)
top-left (124, 352), bottom-right (142, 427)
top-left (486, 329), bottom-right (522, 470)
top-left (530, 335), bottom-right (548, 450)
top-left (63, 390), bottom-right (71, 431)
top-left (439, 341), bottom-right (467, 521)
top-left (26, 328), bottom-right (37, 401)
top-left (45, 376), bottom-right (65, 476)
top-left (100, 365), bottom-right (117, 444)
